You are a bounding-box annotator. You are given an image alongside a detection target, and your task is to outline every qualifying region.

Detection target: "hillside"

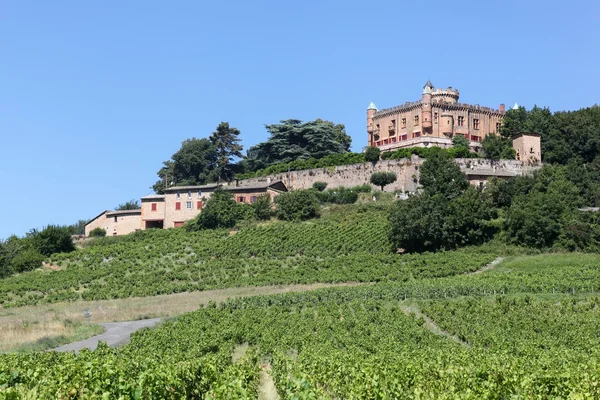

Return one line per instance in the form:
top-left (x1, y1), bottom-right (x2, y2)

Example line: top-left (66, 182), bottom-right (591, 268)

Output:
top-left (0, 204), bottom-right (495, 307)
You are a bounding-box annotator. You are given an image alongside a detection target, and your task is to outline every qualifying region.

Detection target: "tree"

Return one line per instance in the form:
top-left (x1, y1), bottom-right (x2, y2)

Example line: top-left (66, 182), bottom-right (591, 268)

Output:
top-left (153, 138), bottom-right (217, 194)
top-left (370, 171), bottom-right (397, 191)
top-left (451, 134), bottom-right (470, 148)
top-left (252, 193), bottom-right (273, 220)
top-left (115, 199), bottom-right (140, 210)
top-left (481, 134), bottom-right (515, 160)
top-left (66, 220), bottom-right (88, 235)
top-left (275, 190), bottom-right (320, 221)
top-left (186, 189), bottom-right (251, 230)
top-left (210, 122), bottom-right (244, 182)
top-left (499, 106), bottom-right (529, 139)
top-left (246, 119), bottom-right (351, 169)
top-left (30, 225), bottom-right (75, 256)
top-left (389, 193), bottom-right (447, 253)
top-left (419, 150), bottom-right (468, 200)
top-left (364, 146), bottom-right (381, 162)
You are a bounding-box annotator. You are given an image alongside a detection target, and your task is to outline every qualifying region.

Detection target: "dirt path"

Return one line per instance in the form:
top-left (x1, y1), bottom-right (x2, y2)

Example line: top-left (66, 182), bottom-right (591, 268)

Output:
top-left (469, 257), bottom-right (504, 275)
top-left (400, 304), bottom-right (469, 347)
top-left (52, 318), bottom-right (161, 353)
top-left (258, 363), bottom-right (280, 400)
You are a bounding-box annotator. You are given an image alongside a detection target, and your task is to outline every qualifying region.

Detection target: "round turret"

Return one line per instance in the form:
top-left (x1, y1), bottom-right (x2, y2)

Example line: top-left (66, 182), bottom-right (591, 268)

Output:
top-left (440, 112), bottom-right (454, 137)
top-left (421, 81), bottom-right (433, 131)
top-left (432, 87), bottom-right (460, 104)
top-left (366, 102), bottom-right (378, 145)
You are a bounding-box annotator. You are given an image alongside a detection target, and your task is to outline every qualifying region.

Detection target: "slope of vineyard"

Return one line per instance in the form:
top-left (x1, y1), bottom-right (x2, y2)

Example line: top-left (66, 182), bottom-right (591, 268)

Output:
top-left (0, 205), bottom-right (497, 307)
top-left (2, 254), bottom-right (600, 398)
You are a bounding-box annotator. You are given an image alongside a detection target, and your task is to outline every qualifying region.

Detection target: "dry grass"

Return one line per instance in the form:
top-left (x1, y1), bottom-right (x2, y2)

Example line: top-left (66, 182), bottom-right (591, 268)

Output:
top-left (0, 283), bottom-right (356, 353)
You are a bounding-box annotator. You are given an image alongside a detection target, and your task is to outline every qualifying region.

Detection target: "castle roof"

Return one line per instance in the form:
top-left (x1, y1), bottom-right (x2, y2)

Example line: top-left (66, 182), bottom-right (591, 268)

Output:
top-left (367, 101), bottom-right (378, 110)
top-left (424, 80), bottom-right (434, 89)
top-left (512, 102), bottom-right (519, 110)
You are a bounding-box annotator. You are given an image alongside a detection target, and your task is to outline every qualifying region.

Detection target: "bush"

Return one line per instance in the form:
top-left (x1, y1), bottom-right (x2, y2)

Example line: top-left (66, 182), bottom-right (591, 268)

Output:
top-left (186, 189), bottom-right (250, 230)
top-left (317, 187), bottom-right (359, 204)
top-left (312, 181), bottom-right (328, 192)
top-left (419, 149), bottom-right (468, 200)
top-left (351, 184), bottom-right (373, 193)
top-left (275, 190), bottom-right (320, 221)
top-left (370, 171), bottom-right (397, 191)
top-left (252, 193), bottom-right (273, 220)
top-left (31, 225), bottom-right (75, 256)
top-left (89, 227), bottom-right (107, 238)
top-left (10, 248), bottom-right (44, 273)
top-left (364, 146), bottom-right (381, 162)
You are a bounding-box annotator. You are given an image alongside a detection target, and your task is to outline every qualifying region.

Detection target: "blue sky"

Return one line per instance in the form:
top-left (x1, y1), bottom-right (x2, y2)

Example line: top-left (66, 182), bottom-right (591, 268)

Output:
top-left (1, 0), bottom-right (599, 239)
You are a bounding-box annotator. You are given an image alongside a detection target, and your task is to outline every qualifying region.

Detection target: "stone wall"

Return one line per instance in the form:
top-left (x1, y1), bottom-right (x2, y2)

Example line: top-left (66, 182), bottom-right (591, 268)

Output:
top-left (237, 156), bottom-right (538, 193)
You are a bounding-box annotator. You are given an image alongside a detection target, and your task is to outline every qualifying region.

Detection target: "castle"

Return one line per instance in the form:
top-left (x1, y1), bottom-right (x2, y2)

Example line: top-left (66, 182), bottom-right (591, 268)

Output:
top-left (367, 81), bottom-right (506, 152)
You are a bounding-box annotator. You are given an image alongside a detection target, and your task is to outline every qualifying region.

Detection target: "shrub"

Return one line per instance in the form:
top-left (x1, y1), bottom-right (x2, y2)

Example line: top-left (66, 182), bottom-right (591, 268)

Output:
top-left (312, 181), bottom-right (328, 192)
top-left (275, 190), bottom-right (320, 221)
top-left (31, 225), bottom-right (75, 256)
top-left (364, 146), bottom-right (381, 162)
top-left (10, 248), bottom-right (44, 273)
top-left (351, 184), bottom-right (373, 193)
top-left (370, 172), bottom-right (397, 191)
top-left (186, 189), bottom-right (250, 230)
top-left (317, 187), bottom-right (358, 204)
top-left (252, 193), bottom-right (273, 220)
top-left (89, 227), bottom-right (107, 238)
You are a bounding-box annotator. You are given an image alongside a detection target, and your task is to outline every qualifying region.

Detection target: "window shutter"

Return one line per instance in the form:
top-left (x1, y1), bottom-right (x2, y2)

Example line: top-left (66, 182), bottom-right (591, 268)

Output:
top-left (175, 202), bottom-right (181, 210)
top-left (151, 203), bottom-right (157, 211)
top-left (197, 201), bottom-right (202, 210)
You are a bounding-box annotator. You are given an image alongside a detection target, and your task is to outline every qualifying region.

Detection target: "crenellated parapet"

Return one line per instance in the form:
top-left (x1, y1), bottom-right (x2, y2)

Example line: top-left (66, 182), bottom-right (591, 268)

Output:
top-left (374, 101), bottom-right (422, 118)
top-left (431, 87), bottom-right (460, 104)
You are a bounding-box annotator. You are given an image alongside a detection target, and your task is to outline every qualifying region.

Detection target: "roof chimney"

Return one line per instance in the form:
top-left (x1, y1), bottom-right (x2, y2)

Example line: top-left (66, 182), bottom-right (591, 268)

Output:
top-left (499, 104), bottom-right (505, 113)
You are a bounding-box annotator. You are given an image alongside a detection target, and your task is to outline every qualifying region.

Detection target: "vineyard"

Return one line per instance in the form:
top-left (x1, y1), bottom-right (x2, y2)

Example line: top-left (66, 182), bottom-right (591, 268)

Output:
top-left (1, 204), bottom-right (600, 398)
top-left (0, 206), bottom-right (496, 307)
top-left (2, 253), bottom-right (600, 398)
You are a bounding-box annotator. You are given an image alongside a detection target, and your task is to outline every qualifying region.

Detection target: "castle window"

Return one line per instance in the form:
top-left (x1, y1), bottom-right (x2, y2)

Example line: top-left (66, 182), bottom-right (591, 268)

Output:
top-left (473, 119), bottom-right (480, 130)
top-left (197, 201), bottom-right (203, 209)
top-left (114, 216), bottom-right (118, 223)
top-left (496, 122), bottom-right (502, 132)
top-left (151, 203), bottom-right (157, 211)
top-left (186, 201), bottom-right (192, 209)
top-left (401, 118), bottom-right (407, 128)
top-left (457, 116), bottom-right (464, 127)
top-left (175, 202), bottom-right (181, 210)
top-left (434, 113), bottom-right (438, 122)
top-left (414, 115), bottom-right (419, 125)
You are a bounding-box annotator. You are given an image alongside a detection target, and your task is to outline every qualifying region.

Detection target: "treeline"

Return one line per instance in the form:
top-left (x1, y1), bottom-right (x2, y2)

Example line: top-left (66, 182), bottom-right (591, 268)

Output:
top-left (0, 226), bottom-right (76, 278)
top-left (389, 149), bottom-right (600, 252)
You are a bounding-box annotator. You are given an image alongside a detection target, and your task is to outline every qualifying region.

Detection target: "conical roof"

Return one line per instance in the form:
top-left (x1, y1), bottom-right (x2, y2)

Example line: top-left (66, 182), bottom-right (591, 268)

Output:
top-left (423, 80), bottom-right (434, 89)
top-left (512, 102), bottom-right (519, 110)
top-left (367, 101), bottom-right (378, 110)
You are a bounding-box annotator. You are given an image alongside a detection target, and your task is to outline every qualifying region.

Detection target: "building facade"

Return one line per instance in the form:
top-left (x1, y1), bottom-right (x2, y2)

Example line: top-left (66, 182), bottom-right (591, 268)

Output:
top-left (85, 181), bottom-right (288, 236)
top-left (367, 81), bottom-right (506, 152)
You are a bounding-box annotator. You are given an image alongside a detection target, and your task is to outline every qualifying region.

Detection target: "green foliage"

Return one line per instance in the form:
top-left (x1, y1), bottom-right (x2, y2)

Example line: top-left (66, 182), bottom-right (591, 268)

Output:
top-left (245, 119), bottom-right (351, 171)
top-left (210, 121), bottom-right (244, 182)
top-left (3, 254), bottom-right (600, 398)
top-left (350, 183), bottom-right (372, 193)
top-left (66, 219), bottom-right (87, 235)
top-left (364, 146), bottom-right (381, 162)
top-left (238, 152), bottom-right (365, 180)
top-left (481, 133), bottom-right (515, 159)
top-left (29, 225), bottom-right (75, 257)
top-left (186, 189), bottom-right (251, 230)
top-left (251, 193), bottom-right (272, 221)
top-left (316, 187), bottom-right (358, 204)
top-left (419, 149), bottom-right (469, 199)
top-left (89, 227), bottom-right (107, 238)
top-left (275, 190), bottom-right (320, 221)
top-left (370, 171), bottom-right (397, 191)
top-left (115, 199), bottom-right (140, 210)
top-left (153, 137), bottom-right (217, 194)
top-left (7, 247), bottom-right (44, 274)
top-left (451, 134), bottom-right (470, 148)
top-left (381, 146), bottom-right (479, 161)
top-left (312, 181), bottom-right (328, 192)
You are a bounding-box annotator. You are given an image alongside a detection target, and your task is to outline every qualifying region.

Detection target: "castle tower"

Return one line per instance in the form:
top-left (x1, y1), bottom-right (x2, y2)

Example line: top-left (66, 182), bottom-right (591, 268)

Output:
top-left (367, 101), bottom-right (378, 146)
top-left (421, 80), bottom-right (433, 134)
